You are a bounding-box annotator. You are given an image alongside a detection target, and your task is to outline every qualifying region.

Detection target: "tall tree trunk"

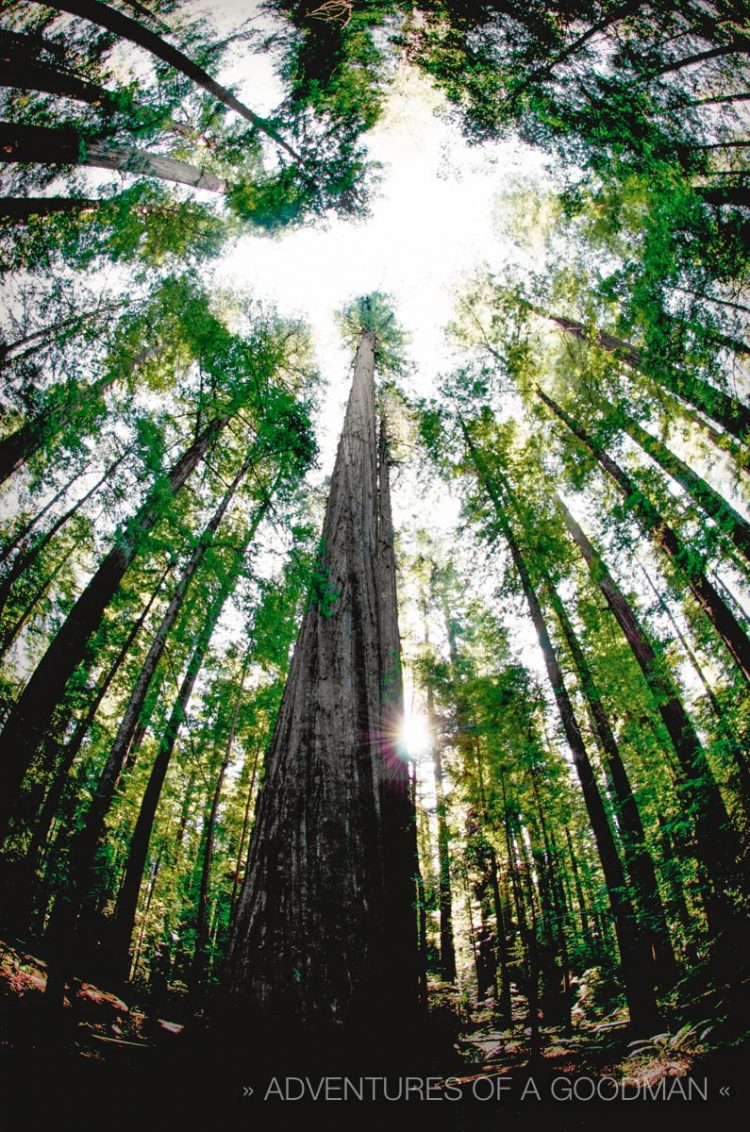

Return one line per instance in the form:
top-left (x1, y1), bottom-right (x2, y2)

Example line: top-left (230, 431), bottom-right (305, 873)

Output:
top-left (426, 683), bottom-right (456, 983)
top-left (532, 307), bottom-right (750, 442)
top-left (557, 496), bottom-right (745, 944)
top-left (226, 330), bottom-right (419, 1039)
top-left (20, 566), bottom-right (167, 889)
top-left (461, 422), bottom-right (661, 1032)
top-left (0, 55), bottom-right (117, 107)
top-left (193, 660), bottom-right (249, 986)
top-left (0, 413), bottom-right (227, 840)
top-left (0, 123), bottom-right (224, 192)
top-left (546, 582), bottom-right (678, 987)
top-left (539, 388), bottom-right (750, 684)
top-left (620, 413), bottom-right (750, 566)
top-left (0, 446), bottom-right (130, 615)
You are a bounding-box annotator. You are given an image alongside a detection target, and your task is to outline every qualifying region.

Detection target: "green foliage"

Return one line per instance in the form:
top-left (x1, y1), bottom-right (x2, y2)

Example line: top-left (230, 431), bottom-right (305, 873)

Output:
top-left (1, 0), bottom-right (749, 1052)
top-left (336, 291), bottom-right (409, 372)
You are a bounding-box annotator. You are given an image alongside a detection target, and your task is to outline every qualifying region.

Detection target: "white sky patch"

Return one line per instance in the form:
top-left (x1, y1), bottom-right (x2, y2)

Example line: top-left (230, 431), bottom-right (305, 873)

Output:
top-left (215, 64), bottom-right (550, 472)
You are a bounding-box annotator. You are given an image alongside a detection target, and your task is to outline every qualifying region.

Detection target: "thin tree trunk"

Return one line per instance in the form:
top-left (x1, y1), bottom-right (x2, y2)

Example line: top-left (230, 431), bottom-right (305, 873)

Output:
top-left (193, 661), bottom-right (250, 986)
top-left (228, 744), bottom-right (261, 932)
top-left (426, 682), bottom-right (456, 983)
top-left (557, 496), bottom-right (745, 939)
top-left (638, 562), bottom-right (723, 718)
top-left (118, 0), bottom-right (170, 32)
top-left (505, 0), bottom-right (643, 106)
top-left (531, 307), bottom-right (750, 442)
top-left (0, 551), bottom-right (69, 659)
top-left (685, 91), bottom-right (750, 108)
top-left (0, 372), bottom-right (117, 486)
top-left (0, 412), bottom-right (227, 840)
top-left (486, 845), bottom-right (513, 1025)
top-left (471, 734), bottom-right (512, 1023)
top-left (621, 413), bottom-right (750, 565)
top-left (638, 562), bottom-right (750, 817)
top-left (527, 771), bottom-right (572, 1030)
top-left (667, 397), bottom-right (750, 476)
top-left (192, 753), bottom-right (229, 988)
top-left (657, 815), bottom-right (701, 965)
top-left (512, 824), bottom-right (541, 1057)
top-left (500, 767), bottom-right (533, 977)
top-left (461, 862), bottom-right (482, 995)
top-left (107, 499), bottom-right (270, 984)
top-left (547, 582), bottom-right (678, 987)
top-left (564, 826), bottom-right (593, 940)
top-left (540, 388), bottom-right (750, 684)
top-left (0, 466), bottom-right (86, 565)
top-left (0, 123), bottom-right (224, 192)
top-left (0, 303), bottom-right (124, 366)
top-left (651, 42), bottom-right (750, 78)
top-left (415, 857), bottom-right (429, 1006)
top-left (0, 446), bottom-right (130, 614)
top-left (129, 852), bottom-right (162, 982)
top-left (38, 0), bottom-right (301, 161)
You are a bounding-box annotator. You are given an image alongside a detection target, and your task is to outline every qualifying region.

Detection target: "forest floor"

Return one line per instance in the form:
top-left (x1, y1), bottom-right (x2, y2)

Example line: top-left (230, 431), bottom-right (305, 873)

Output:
top-left (1, 938), bottom-right (748, 1129)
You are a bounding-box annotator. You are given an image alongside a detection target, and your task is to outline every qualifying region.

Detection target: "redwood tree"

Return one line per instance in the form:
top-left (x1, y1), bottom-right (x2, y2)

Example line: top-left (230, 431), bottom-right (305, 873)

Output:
top-left (226, 297), bottom-right (421, 1039)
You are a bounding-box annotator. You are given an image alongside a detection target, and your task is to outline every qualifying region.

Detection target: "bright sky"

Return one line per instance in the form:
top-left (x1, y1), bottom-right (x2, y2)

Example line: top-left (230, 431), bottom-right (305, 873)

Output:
top-left (204, 3), bottom-right (550, 474)
top-left (209, 8), bottom-right (563, 725)
top-left (202, 6), bottom-right (556, 747)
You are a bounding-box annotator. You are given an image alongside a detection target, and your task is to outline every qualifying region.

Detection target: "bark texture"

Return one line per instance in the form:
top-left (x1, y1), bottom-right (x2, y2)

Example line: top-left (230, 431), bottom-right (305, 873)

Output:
top-left (226, 331), bottom-right (419, 1033)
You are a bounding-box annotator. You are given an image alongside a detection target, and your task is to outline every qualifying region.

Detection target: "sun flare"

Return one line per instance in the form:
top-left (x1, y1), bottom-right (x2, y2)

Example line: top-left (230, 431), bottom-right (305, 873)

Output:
top-left (398, 709), bottom-right (432, 759)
